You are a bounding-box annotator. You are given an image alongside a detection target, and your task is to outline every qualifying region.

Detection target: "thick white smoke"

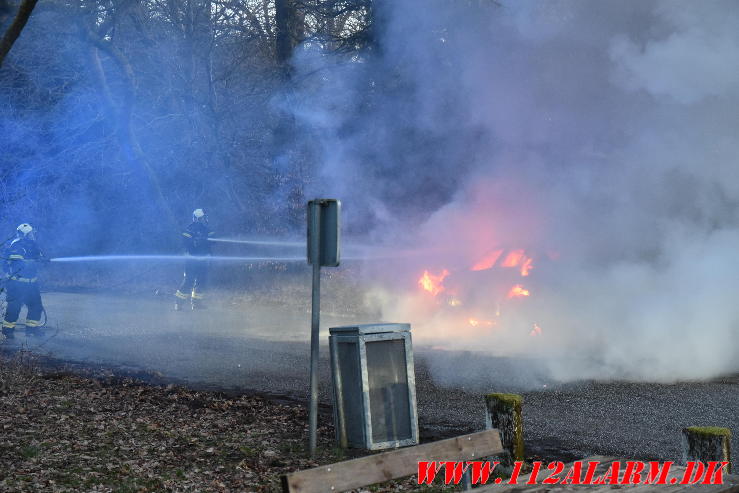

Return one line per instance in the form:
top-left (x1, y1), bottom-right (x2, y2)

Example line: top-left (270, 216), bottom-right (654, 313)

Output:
top-left (291, 0), bottom-right (739, 383)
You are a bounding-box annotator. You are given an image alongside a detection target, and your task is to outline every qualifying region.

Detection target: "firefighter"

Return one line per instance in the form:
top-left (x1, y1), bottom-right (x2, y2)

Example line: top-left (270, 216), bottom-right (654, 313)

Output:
top-left (175, 209), bottom-right (213, 310)
top-left (2, 223), bottom-right (46, 334)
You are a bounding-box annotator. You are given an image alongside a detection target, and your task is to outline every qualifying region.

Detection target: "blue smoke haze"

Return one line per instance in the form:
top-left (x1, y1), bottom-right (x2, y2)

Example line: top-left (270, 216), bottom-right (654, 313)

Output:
top-left (2, 1), bottom-right (739, 381)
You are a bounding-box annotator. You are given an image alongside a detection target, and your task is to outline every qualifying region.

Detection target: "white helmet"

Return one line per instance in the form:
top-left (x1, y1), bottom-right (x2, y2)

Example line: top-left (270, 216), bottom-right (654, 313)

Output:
top-left (16, 223), bottom-right (35, 240)
top-left (193, 208), bottom-right (207, 222)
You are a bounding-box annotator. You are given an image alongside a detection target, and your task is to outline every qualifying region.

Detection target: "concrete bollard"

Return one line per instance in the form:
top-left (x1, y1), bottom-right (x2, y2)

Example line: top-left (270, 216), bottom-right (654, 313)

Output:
top-left (484, 393), bottom-right (524, 465)
top-left (681, 427), bottom-right (731, 473)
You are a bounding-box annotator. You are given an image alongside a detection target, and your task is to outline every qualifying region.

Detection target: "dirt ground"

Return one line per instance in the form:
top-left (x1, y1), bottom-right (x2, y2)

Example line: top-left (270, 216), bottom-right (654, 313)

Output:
top-left (0, 351), bottom-right (454, 493)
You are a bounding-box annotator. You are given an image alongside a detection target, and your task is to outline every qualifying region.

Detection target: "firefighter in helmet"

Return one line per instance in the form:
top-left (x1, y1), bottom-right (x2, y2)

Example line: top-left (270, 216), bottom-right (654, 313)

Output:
top-left (175, 209), bottom-right (213, 310)
top-left (2, 223), bottom-right (46, 334)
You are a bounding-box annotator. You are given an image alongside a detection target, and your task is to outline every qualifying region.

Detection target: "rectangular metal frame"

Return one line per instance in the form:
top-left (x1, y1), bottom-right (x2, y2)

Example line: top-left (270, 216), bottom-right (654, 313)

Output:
top-left (330, 334), bottom-right (361, 448)
top-left (330, 326), bottom-right (419, 450)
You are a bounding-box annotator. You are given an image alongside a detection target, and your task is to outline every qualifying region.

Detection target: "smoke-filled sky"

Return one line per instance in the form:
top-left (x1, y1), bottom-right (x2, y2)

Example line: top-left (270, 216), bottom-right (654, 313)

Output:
top-left (289, 0), bottom-right (739, 382)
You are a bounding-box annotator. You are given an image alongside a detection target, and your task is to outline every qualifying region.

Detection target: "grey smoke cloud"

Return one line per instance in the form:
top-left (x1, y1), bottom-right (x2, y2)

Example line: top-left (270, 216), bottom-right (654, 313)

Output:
top-left (611, 1), bottom-right (739, 104)
top-left (290, 0), bottom-right (739, 383)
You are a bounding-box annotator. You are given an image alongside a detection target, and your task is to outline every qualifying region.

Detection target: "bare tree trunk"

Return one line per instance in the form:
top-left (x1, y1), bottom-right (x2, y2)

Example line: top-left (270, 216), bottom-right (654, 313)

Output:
top-left (0, 0), bottom-right (38, 69)
top-left (273, 0), bottom-right (303, 165)
top-left (274, 0), bottom-right (303, 65)
top-left (83, 24), bottom-right (177, 231)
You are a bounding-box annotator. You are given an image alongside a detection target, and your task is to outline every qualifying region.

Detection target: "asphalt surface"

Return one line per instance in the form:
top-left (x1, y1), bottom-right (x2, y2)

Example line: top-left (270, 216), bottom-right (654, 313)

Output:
top-left (2, 291), bottom-right (738, 469)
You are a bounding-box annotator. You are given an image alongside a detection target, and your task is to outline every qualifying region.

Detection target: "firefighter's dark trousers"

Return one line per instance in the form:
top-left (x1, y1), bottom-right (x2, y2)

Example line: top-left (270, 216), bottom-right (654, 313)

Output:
top-left (175, 258), bottom-right (209, 302)
top-left (2, 279), bottom-right (44, 329)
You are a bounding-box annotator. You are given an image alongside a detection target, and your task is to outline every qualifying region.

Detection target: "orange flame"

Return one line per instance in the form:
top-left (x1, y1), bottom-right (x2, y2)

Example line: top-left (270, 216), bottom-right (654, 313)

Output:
top-left (468, 318), bottom-right (495, 327)
top-left (471, 249), bottom-right (503, 271)
top-left (418, 269), bottom-right (449, 296)
top-left (530, 323), bottom-right (543, 336)
top-left (507, 284), bottom-right (530, 298)
top-left (501, 249), bottom-right (525, 268)
top-left (520, 257), bottom-right (533, 276)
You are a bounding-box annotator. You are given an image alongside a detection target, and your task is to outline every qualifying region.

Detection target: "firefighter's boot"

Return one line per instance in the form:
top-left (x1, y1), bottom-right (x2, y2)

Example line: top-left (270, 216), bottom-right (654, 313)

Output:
top-left (26, 326), bottom-right (42, 337)
top-left (174, 290), bottom-right (188, 311)
top-left (191, 289), bottom-right (206, 310)
top-left (1, 325), bottom-right (14, 340)
top-left (25, 319), bottom-right (42, 336)
top-left (2, 321), bottom-right (15, 336)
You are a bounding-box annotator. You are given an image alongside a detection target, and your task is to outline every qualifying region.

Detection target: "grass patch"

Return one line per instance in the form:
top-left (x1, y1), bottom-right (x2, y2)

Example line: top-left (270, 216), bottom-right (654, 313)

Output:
top-left (20, 445), bottom-right (40, 459)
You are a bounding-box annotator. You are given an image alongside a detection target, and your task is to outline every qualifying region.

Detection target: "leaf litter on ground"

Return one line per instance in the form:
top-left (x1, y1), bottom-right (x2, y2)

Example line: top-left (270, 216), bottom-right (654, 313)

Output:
top-left (0, 351), bottom-right (456, 492)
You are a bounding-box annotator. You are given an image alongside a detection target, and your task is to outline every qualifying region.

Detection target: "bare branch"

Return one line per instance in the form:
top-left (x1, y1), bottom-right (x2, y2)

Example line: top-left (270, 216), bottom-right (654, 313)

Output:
top-left (0, 0), bottom-right (39, 69)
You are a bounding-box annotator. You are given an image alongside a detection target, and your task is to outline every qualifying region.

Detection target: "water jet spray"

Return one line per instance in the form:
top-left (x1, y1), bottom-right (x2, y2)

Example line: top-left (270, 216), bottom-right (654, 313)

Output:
top-left (207, 238), bottom-right (304, 247)
top-left (50, 255), bottom-right (307, 263)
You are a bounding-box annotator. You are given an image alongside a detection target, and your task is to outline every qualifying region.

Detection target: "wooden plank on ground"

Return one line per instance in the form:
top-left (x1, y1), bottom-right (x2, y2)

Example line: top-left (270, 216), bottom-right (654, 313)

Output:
top-left (476, 456), bottom-right (739, 492)
top-left (281, 429), bottom-right (503, 493)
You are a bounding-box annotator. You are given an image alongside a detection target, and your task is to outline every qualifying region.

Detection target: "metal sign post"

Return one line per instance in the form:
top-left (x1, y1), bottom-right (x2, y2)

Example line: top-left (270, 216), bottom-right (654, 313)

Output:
top-left (306, 199), bottom-right (340, 457)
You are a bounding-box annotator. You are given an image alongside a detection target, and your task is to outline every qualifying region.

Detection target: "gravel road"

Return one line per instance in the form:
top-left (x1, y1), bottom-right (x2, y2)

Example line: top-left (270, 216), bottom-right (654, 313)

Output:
top-left (2, 291), bottom-right (737, 470)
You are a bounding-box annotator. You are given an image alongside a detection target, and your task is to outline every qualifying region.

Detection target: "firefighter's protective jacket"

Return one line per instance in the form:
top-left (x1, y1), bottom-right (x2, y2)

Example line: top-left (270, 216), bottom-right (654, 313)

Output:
top-left (182, 222), bottom-right (213, 256)
top-left (3, 237), bottom-right (45, 281)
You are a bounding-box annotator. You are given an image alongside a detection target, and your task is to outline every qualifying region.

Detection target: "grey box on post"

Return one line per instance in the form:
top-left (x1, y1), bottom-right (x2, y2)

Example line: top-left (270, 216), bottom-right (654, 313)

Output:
top-left (306, 199), bottom-right (340, 267)
top-left (329, 323), bottom-right (419, 450)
